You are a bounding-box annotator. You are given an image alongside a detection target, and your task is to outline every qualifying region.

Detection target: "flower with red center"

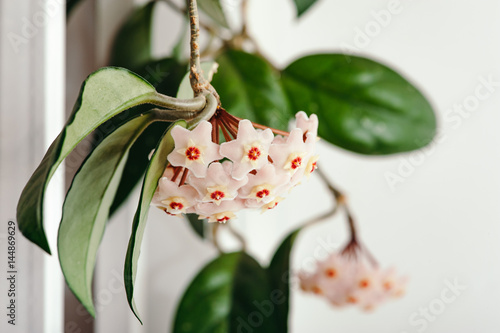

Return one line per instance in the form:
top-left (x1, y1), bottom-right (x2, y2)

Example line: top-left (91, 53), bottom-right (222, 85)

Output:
top-left (167, 121), bottom-right (222, 177)
top-left (269, 128), bottom-right (310, 176)
top-left (189, 162), bottom-right (247, 206)
top-left (220, 119), bottom-right (274, 180)
top-left (152, 177), bottom-right (198, 215)
top-left (295, 111), bottom-right (319, 139)
top-left (197, 200), bottom-right (245, 223)
top-left (239, 164), bottom-right (290, 205)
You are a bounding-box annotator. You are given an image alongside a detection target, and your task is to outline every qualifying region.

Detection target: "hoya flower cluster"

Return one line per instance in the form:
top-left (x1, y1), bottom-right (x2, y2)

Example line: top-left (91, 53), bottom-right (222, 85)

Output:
top-left (152, 110), bottom-right (319, 223)
top-left (299, 243), bottom-right (407, 311)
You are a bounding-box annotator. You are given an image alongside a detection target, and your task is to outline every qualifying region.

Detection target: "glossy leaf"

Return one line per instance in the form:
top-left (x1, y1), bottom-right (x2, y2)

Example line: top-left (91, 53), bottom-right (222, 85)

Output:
top-left (124, 120), bottom-right (186, 323)
top-left (212, 50), bottom-right (291, 131)
top-left (267, 228), bottom-right (301, 332)
top-left (17, 67), bottom-right (157, 254)
top-left (109, 58), bottom-right (187, 216)
top-left (292, 0), bottom-right (318, 17)
top-left (58, 114), bottom-right (156, 317)
top-left (173, 252), bottom-right (280, 333)
top-left (110, 1), bottom-right (156, 71)
top-left (281, 54), bottom-right (436, 155)
top-left (198, 0), bottom-right (229, 28)
top-left (185, 214), bottom-right (207, 239)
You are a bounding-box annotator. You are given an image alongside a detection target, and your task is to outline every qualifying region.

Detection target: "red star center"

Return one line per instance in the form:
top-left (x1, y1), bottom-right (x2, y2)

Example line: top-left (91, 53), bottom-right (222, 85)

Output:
top-left (325, 268), bottom-right (337, 278)
top-left (291, 157), bottom-right (302, 169)
top-left (169, 202), bottom-right (184, 210)
top-left (359, 279), bottom-right (370, 288)
top-left (217, 216), bottom-right (231, 223)
top-left (247, 147), bottom-right (261, 161)
top-left (210, 191), bottom-right (225, 201)
top-left (310, 161), bottom-right (317, 173)
top-left (185, 146), bottom-right (201, 161)
top-left (256, 189), bottom-right (270, 199)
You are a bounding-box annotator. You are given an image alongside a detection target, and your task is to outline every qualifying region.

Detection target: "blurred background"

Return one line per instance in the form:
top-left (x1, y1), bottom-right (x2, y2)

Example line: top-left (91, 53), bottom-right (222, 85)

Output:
top-left (1, 0), bottom-right (500, 332)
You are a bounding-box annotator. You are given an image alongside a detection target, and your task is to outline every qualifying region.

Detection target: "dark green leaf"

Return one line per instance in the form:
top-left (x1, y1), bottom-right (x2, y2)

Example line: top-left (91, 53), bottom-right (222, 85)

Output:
top-left (109, 58), bottom-right (187, 216)
top-left (281, 54), bottom-right (436, 155)
top-left (212, 50), bottom-right (291, 131)
top-left (267, 228), bottom-right (301, 332)
top-left (110, 1), bottom-right (156, 71)
top-left (124, 120), bottom-right (186, 323)
top-left (185, 214), bottom-right (207, 239)
top-left (198, 0), bottom-right (229, 28)
top-left (17, 67), bottom-right (157, 254)
top-left (58, 114), bottom-right (156, 317)
top-left (173, 252), bottom-right (280, 333)
top-left (292, 0), bottom-right (318, 17)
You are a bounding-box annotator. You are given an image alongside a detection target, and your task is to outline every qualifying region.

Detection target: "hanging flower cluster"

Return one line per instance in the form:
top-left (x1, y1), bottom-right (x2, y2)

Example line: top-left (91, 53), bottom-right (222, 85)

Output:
top-left (299, 240), bottom-right (407, 311)
top-left (152, 110), bottom-right (319, 223)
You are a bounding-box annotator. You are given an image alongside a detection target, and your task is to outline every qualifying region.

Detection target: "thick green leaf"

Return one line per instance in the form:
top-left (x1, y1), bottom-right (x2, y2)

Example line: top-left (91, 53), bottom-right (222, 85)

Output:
top-left (198, 0), bottom-right (229, 29)
top-left (281, 54), bottom-right (436, 155)
top-left (124, 120), bottom-right (186, 323)
top-left (110, 1), bottom-right (156, 71)
top-left (17, 67), bottom-right (157, 254)
top-left (212, 50), bottom-right (291, 131)
top-left (185, 214), bottom-right (207, 239)
top-left (292, 0), bottom-right (318, 17)
top-left (173, 252), bottom-right (280, 333)
top-left (267, 228), bottom-right (301, 332)
top-left (58, 114), bottom-right (156, 317)
top-left (109, 58), bottom-right (187, 216)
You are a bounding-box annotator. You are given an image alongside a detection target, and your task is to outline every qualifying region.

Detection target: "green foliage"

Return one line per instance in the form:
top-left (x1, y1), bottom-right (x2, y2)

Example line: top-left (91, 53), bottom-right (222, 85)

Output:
top-left (109, 58), bottom-right (187, 215)
top-left (267, 229), bottom-right (301, 332)
top-left (173, 252), bottom-right (280, 333)
top-left (58, 114), bottom-right (157, 317)
top-left (16, 67), bottom-right (157, 254)
top-left (292, 0), bottom-right (319, 17)
top-left (281, 54), bottom-right (436, 154)
top-left (124, 121), bottom-right (186, 323)
top-left (110, 1), bottom-right (156, 71)
top-left (212, 50), bottom-right (291, 131)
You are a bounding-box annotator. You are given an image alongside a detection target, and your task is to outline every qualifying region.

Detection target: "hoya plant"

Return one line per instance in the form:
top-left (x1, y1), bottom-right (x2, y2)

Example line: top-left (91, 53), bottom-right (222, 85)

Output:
top-left (17, 0), bottom-right (435, 331)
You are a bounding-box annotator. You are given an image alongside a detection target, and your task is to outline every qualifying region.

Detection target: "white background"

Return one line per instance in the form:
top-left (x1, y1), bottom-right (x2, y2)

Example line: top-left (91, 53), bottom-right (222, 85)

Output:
top-left (2, 0), bottom-right (500, 332)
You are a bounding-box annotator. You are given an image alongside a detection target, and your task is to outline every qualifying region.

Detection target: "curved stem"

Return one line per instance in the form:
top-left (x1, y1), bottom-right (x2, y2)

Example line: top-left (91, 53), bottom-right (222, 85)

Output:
top-left (226, 223), bottom-right (247, 251)
top-left (211, 223), bottom-right (223, 253)
top-left (147, 91), bottom-right (207, 111)
top-left (186, 93), bottom-right (218, 128)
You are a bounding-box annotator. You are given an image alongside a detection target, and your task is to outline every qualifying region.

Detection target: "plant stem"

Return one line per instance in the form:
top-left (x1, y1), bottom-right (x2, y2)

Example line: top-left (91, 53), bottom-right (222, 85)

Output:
top-left (315, 166), bottom-right (358, 241)
top-left (148, 91), bottom-right (206, 111)
top-left (211, 223), bottom-right (223, 253)
top-left (226, 223), bottom-right (247, 251)
top-left (188, 0), bottom-right (209, 96)
top-left (161, 0), bottom-right (219, 35)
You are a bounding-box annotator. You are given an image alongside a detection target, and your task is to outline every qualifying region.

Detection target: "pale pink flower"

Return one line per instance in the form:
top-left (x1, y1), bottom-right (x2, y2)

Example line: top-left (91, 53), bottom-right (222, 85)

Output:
top-left (196, 199), bottom-right (246, 223)
top-left (167, 121), bottom-right (222, 177)
top-left (152, 177), bottom-right (198, 215)
top-left (295, 111), bottom-right (319, 139)
top-left (269, 128), bottom-right (309, 176)
top-left (188, 162), bottom-right (248, 206)
top-left (238, 164), bottom-right (290, 204)
top-left (220, 120), bottom-right (274, 180)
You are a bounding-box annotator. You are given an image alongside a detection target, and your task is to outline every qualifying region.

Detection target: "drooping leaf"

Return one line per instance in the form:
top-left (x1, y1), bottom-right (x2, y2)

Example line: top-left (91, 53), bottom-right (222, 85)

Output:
top-left (212, 50), bottom-right (291, 131)
top-left (110, 1), bottom-right (156, 71)
top-left (292, 0), bottom-right (318, 17)
top-left (124, 120), bottom-right (187, 323)
top-left (267, 228), bottom-right (301, 332)
top-left (17, 67), bottom-right (158, 254)
top-left (173, 252), bottom-right (280, 333)
top-left (185, 214), bottom-right (207, 239)
top-left (58, 114), bottom-right (157, 317)
top-left (109, 58), bottom-right (187, 216)
top-left (198, 0), bottom-right (229, 29)
top-left (281, 54), bottom-right (436, 155)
